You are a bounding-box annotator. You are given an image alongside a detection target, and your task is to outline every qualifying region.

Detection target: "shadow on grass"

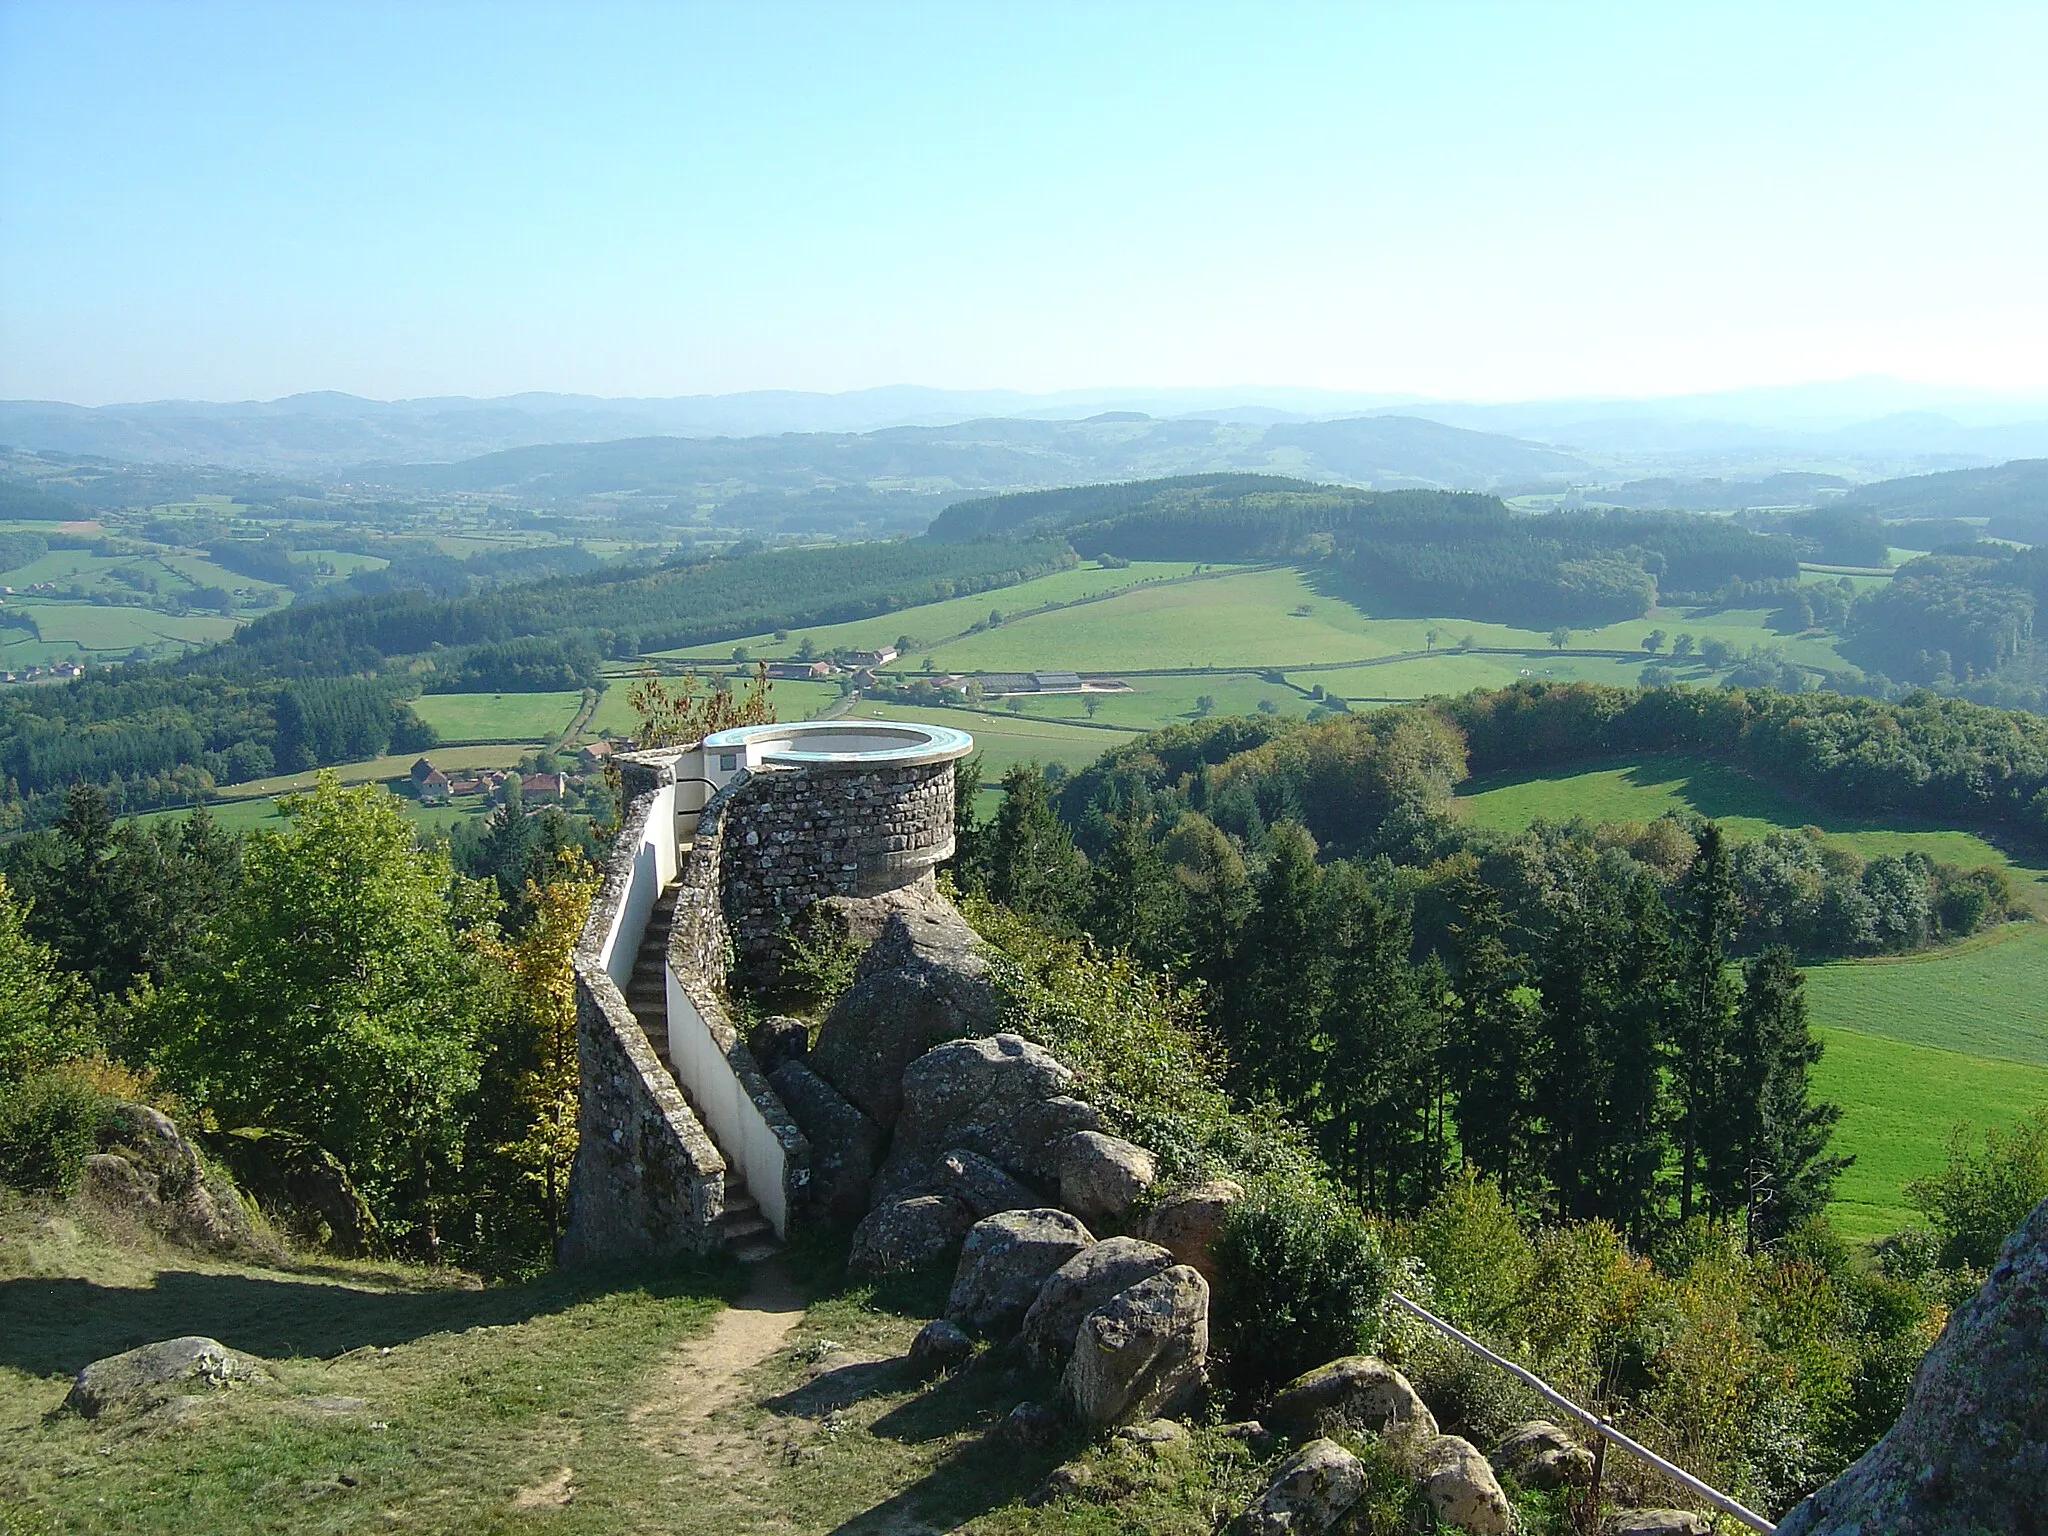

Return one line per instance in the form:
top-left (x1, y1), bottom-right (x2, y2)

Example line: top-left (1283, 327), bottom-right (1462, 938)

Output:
top-left (822, 1417), bottom-right (1074, 1536)
top-left (0, 1260), bottom-right (738, 1380)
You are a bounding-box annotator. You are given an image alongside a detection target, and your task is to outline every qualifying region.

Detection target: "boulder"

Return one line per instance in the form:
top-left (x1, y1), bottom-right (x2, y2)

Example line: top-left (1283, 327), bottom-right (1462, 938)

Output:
top-left (907, 1318), bottom-right (974, 1376)
top-left (935, 1147), bottom-right (1041, 1220)
top-left (1132, 1177), bottom-right (1242, 1283)
top-left (1415, 1434), bottom-right (1513, 1536)
top-left (1602, 1513), bottom-right (1711, 1536)
top-left (1020, 1235), bottom-right (1178, 1371)
top-left (1061, 1264), bottom-right (1209, 1431)
top-left (1776, 1193), bottom-right (2048, 1536)
top-left (998, 1399), bottom-right (1062, 1449)
top-left (1493, 1419), bottom-right (1596, 1490)
top-left (1057, 1131), bottom-right (1157, 1223)
top-left (808, 905), bottom-right (997, 1130)
top-left (1116, 1417), bottom-right (1188, 1446)
top-left (848, 1194), bottom-right (974, 1277)
top-left (64, 1336), bottom-right (270, 1419)
top-left (1263, 1355), bottom-right (1438, 1441)
top-left (748, 1015), bottom-right (811, 1074)
top-left (870, 1034), bottom-right (1104, 1206)
top-left (945, 1209), bottom-right (1095, 1337)
top-left (768, 1058), bottom-right (881, 1228)
top-left (1230, 1438), bottom-right (1365, 1536)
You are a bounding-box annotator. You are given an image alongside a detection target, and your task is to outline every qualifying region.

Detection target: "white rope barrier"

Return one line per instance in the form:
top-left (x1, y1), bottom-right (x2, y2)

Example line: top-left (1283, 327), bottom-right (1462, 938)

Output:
top-left (1387, 1291), bottom-right (1776, 1533)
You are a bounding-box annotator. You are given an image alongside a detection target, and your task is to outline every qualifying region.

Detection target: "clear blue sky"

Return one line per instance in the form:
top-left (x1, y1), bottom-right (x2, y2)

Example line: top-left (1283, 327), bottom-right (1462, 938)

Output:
top-left (3, 2), bottom-right (2044, 405)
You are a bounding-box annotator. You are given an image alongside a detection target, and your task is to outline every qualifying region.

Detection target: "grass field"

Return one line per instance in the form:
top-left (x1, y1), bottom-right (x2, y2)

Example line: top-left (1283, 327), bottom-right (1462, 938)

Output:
top-left (1814, 1026), bottom-right (2048, 1237)
top-left (583, 677), bottom-right (846, 738)
top-left (410, 690), bottom-right (584, 743)
top-left (849, 700), bottom-right (1139, 789)
top-left (1804, 924), bottom-right (2048, 1067)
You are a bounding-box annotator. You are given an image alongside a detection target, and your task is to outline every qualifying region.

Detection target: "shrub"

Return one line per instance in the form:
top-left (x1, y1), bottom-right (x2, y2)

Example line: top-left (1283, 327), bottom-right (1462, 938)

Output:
top-left (1404, 1168), bottom-right (1535, 1337)
top-left (1213, 1186), bottom-right (1393, 1397)
top-left (1906, 1107), bottom-right (2048, 1268)
top-left (0, 1069), bottom-right (107, 1193)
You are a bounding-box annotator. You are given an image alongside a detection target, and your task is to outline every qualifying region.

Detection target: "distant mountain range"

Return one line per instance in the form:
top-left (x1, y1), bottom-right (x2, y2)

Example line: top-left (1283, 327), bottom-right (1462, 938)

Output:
top-left (6, 378), bottom-right (2048, 479)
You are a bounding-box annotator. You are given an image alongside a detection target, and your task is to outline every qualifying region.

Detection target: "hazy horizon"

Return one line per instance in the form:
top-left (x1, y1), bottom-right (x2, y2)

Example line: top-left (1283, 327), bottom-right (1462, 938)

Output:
top-left (5, 3), bottom-right (2047, 408)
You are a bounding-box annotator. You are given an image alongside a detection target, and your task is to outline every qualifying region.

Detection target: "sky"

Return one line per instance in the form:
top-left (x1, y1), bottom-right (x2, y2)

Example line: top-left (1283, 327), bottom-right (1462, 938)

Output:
top-left (3, 2), bottom-right (2046, 407)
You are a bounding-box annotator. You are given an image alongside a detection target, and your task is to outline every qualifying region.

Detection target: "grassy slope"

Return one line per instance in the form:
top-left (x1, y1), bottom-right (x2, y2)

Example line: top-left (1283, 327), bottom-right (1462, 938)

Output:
top-left (409, 690), bottom-right (584, 743)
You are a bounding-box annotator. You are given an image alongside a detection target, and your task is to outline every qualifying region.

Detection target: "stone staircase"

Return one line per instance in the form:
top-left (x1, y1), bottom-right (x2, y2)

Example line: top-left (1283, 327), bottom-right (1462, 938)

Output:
top-left (624, 884), bottom-right (782, 1263)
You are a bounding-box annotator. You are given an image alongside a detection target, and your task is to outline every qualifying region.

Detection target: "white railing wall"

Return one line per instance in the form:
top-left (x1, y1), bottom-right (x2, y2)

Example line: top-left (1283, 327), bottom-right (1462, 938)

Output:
top-left (664, 971), bottom-right (792, 1235)
top-left (597, 779), bottom-right (678, 990)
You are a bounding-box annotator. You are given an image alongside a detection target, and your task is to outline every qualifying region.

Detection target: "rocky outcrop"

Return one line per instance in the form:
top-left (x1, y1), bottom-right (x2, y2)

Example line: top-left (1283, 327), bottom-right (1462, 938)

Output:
top-left (767, 1058), bottom-right (881, 1228)
top-left (1414, 1434), bottom-right (1513, 1536)
top-left (1020, 1236), bottom-right (1178, 1371)
top-left (944, 1209), bottom-right (1095, 1336)
top-left (1231, 1438), bottom-right (1365, 1536)
top-left (1132, 1177), bottom-right (1242, 1283)
top-left (1493, 1419), bottom-right (1595, 1490)
top-left (1601, 1512), bottom-right (1710, 1536)
top-left (1263, 1355), bottom-right (1438, 1441)
top-left (1776, 1192), bottom-right (2048, 1536)
top-left (848, 1194), bottom-right (974, 1277)
top-left (1061, 1264), bottom-right (1209, 1430)
top-left (80, 1103), bottom-right (259, 1255)
top-left (748, 1015), bottom-right (811, 1075)
top-left (870, 1034), bottom-right (1103, 1207)
top-left (808, 905), bottom-right (996, 1131)
top-left (64, 1337), bottom-right (270, 1420)
top-left (934, 1147), bottom-right (1040, 1220)
top-left (1057, 1131), bottom-right (1157, 1224)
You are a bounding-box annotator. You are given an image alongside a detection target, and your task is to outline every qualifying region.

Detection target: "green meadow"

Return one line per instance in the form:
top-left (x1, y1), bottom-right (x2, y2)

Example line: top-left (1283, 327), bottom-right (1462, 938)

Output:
top-left (409, 689), bottom-right (584, 743)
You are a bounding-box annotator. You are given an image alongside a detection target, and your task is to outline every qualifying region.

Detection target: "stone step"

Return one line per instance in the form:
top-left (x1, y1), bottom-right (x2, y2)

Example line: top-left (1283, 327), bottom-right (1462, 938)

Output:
top-left (724, 1236), bottom-right (783, 1264)
top-left (717, 1211), bottom-right (774, 1246)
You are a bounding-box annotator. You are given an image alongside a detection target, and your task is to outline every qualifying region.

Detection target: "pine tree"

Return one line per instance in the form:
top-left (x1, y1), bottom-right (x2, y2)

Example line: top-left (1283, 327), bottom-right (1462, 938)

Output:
top-left (1159, 811), bottom-right (1250, 988)
top-left (1086, 810), bottom-right (1186, 971)
top-left (1670, 823), bottom-right (1741, 1222)
top-left (987, 764), bottom-right (1088, 929)
top-left (1447, 881), bottom-right (1539, 1205)
top-left (1224, 821), bottom-right (1330, 1108)
top-left (1720, 947), bottom-right (1851, 1245)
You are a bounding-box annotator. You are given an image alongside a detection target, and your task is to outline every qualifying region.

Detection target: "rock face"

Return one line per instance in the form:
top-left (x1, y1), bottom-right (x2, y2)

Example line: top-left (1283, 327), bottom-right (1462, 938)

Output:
top-left (1132, 1177), bottom-right (1242, 1282)
top-left (81, 1103), bottom-right (257, 1254)
top-left (1231, 1438), bottom-right (1365, 1536)
top-left (1776, 1192), bottom-right (2048, 1536)
top-left (1061, 1264), bottom-right (1209, 1430)
top-left (944, 1209), bottom-right (1095, 1337)
top-left (65, 1336), bottom-right (270, 1419)
top-left (1263, 1355), bottom-right (1439, 1441)
top-left (1601, 1513), bottom-right (1710, 1536)
top-left (1493, 1419), bottom-right (1596, 1490)
top-left (1020, 1236), bottom-right (1178, 1371)
top-left (1057, 1131), bottom-right (1157, 1223)
top-left (848, 1194), bottom-right (974, 1277)
top-left (748, 1015), bottom-right (811, 1075)
top-left (870, 1034), bottom-right (1103, 1207)
top-left (934, 1147), bottom-right (1041, 1220)
top-left (1414, 1434), bottom-right (1514, 1536)
top-left (808, 905), bottom-right (997, 1131)
top-left (767, 1058), bottom-right (881, 1228)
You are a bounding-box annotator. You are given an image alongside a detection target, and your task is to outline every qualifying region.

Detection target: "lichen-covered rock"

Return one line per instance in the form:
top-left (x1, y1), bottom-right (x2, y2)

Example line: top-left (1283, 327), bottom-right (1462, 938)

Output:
top-left (1132, 1177), bottom-right (1242, 1282)
top-left (768, 1057), bottom-right (880, 1228)
top-left (847, 1193), bottom-right (974, 1277)
top-left (870, 1034), bottom-right (1103, 1206)
top-left (64, 1337), bottom-right (270, 1419)
top-left (748, 1014), bottom-right (810, 1074)
top-left (1263, 1355), bottom-right (1438, 1441)
top-left (1020, 1235), bottom-right (1177, 1371)
top-left (1057, 1131), bottom-right (1157, 1223)
top-left (1601, 1512), bottom-right (1710, 1536)
top-left (80, 1103), bottom-right (258, 1255)
top-left (1061, 1264), bottom-right (1209, 1430)
top-left (1415, 1434), bottom-right (1513, 1535)
top-left (1493, 1419), bottom-right (1596, 1489)
top-left (907, 1318), bottom-right (974, 1376)
top-left (808, 906), bottom-right (996, 1130)
top-left (1776, 1193), bottom-right (2048, 1536)
top-left (945, 1209), bottom-right (1095, 1337)
top-left (998, 1399), bottom-right (1061, 1449)
top-left (1230, 1437), bottom-right (1364, 1536)
top-left (935, 1147), bottom-right (1041, 1220)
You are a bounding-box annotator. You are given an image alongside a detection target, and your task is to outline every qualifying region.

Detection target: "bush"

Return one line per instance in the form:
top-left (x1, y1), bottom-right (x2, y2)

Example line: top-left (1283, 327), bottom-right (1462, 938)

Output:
top-left (1906, 1107), bottom-right (2048, 1268)
top-left (1213, 1185), bottom-right (1393, 1397)
top-left (0, 1070), bottom-right (107, 1193)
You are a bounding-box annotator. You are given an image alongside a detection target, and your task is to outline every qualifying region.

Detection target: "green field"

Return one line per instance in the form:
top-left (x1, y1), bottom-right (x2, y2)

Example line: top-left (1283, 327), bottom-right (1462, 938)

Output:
top-left (1805, 924), bottom-right (2048, 1067)
top-left (583, 676), bottom-right (846, 738)
top-left (849, 700), bottom-right (1138, 789)
top-left (410, 690), bottom-right (584, 743)
top-left (1814, 1026), bottom-right (2048, 1237)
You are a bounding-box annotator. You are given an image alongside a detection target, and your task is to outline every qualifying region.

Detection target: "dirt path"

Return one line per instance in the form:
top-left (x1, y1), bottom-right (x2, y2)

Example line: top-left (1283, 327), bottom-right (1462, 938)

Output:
top-left (642, 1258), bottom-right (808, 1421)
